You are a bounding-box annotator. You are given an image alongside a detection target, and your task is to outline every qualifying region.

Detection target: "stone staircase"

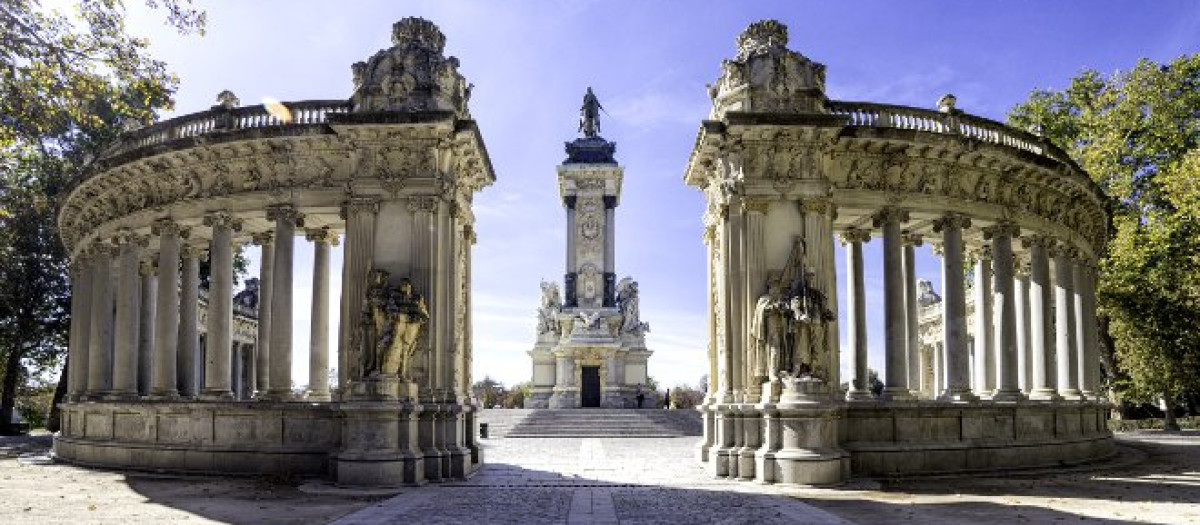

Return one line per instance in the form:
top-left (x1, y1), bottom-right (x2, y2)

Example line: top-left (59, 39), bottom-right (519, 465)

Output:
top-left (478, 409), bottom-right (702, 438)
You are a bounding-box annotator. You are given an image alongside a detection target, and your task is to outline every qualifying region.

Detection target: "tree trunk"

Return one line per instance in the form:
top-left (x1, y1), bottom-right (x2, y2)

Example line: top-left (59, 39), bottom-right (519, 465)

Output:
top-left (1097, 314), bottom-right (1118, 384)
top-left (1163, 393), bottom-right (1181, 432)
top-left (0, 348), bottom-right (22, 435)
top-left (47, 356), bottom-right (68, 433)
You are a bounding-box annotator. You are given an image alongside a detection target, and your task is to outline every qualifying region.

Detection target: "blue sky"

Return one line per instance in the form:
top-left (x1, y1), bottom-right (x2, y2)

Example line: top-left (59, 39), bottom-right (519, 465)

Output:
top-left (116, 1), bottom-right (1199, 391)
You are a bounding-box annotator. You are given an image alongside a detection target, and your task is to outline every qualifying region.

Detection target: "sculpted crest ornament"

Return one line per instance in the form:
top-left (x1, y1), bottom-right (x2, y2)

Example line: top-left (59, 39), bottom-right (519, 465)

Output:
top-left (350, 17), bottom-right (472, 116)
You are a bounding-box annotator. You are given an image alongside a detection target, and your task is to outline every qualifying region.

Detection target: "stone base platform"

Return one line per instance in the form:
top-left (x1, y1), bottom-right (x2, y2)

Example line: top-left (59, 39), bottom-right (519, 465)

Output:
top-left (697, 399), bottom-right (1114, 485)
top-left (54, 400), bottom-right (481, 485)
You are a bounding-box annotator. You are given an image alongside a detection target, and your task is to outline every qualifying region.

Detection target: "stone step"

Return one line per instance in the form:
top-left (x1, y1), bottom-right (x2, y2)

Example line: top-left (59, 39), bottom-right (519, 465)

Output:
top-left (490, 408), bottom-right (703, 439)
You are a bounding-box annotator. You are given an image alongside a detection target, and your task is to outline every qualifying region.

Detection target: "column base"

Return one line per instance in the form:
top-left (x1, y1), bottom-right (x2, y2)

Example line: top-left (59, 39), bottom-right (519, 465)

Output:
top-left (260, 389), bottom-right (295, 401)
top-left (146, 390), bottom-right (180, 401)
top-left (1028, 388), bottom-right (1063, 401)
top-left (199, 389), bottom-right (235, 401)
top-left (991, 389), bottom-right (1025, 403)
top-left (845, 389), bottom-right (875, 402)
top-left (305, 391), bottom-right (332, 402)
top-left (938, 388), bottom-right (979, 402)
top-left (1057, 389), bottom-right (1085, 401)
top-left (102, 391), bottom-right (140, 401)
top-left (882, 387), bottom-right (915, 402)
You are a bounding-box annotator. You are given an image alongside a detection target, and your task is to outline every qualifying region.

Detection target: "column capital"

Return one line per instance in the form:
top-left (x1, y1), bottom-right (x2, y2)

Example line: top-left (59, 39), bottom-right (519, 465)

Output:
top-left (901, 231), bottom-right (924, 247)
top-left (305, 227), bottom-right (341, 246)
top-left (151, 218), bottom-right (189, 238)
top-left (1049, 242), bottom-right (1080, 259)
top-left (112, 228), bottom-right (149, 247)
top-left (203, 211), bottom-right (244, 231)
top-left (739, 197), bottom-right (772, 215)
top-left (1020, 233), bottom-right (1057, 250)
top-left (181, 243), bottom-right (208, 260)
top-left (982, 221), bottom-right (1021, 240)
top-left (969, 244), bottom-right (993, 261)
top-left (340, 195), bottom-right (380, 219)
top-left (871, 206), bottom-right (910, 227)
top-left (90, 241), bottom-right (117, 258)
top-left (839, 227), bottom-right (872, 245)
top-left (927, 241), bottom-right (945, 256)
top-left (265, 204), bottom-right (305, 227)
top-left (407, 195), bottom-right (439, 215)
top-left (139, 259), bottom-right (158, 277)
top-left (251, 231), bottom-right (275, 246)
top-left (932, 213), bottom-right (971, 232)
top-left (800, 197), bottom-right (836, 217)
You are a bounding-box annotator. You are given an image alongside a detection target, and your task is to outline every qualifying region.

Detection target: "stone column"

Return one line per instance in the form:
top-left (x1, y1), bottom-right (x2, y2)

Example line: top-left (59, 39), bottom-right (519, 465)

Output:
top-left (138, 260), bottom-right (157, 396)
top-left (86, 243), bottom-right (115, 398)
top-left (742, 200), bottom-right (768, 395)
top-left (902, 232), bottom-right (923, 396)
top-left (306, 227), bottom-right (338, 401)
top-left (971, 246), bottom-right (995, 396)
top-left (202, 212), bottom-right (240, 400)
top-left (252, 231), bottom-right (275, 396)
top-left (841, 228), bottom-right (872, 400)
top-left (339, 197), bottom-right (379, 385)
top-left (110, 231), bottom-right (144, 399)
top-left (1076, 261), bottom-right (1100, 398)
top-left (265, 204), bottom-right (303, 400)
top-left (985, 222), bottom-right (1022, 401)
top-left (1014, 266), bottom-right (1032, 393)
top-left (726, 204), bottom-right (744, 400)
top-left (150, 219), bottom-right (184, 399)
top-left (1025, 235), bottom-right (1059, 400)
top-left (1053, 245), bottom-right (1083, 400)
top-left (874, 207), bottom-right (912, 401)
top-left (409, 197), bottom-right (438, 395)
top-left (932, 214), bottom-right (975, 401)
top-left (66, 256), bottom-right (93, 401)
top-left (177, 243), bottom-right (204, 398)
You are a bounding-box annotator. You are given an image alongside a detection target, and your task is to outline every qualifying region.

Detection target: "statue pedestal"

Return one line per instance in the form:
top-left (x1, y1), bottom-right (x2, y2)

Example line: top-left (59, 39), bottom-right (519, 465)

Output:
top-left (345, 375), bottom-right (419, 402)
top-left (754, 377), bottom-right (849, 486)
top-left (335, 401), bottom-right (424, 487)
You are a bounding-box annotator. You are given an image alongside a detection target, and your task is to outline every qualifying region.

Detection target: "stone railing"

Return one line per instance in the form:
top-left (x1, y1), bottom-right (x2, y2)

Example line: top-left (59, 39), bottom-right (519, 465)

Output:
top-left (99, 99), bottom-right (351, 160)
top-left (827, 100), bottom-right (1068, 163)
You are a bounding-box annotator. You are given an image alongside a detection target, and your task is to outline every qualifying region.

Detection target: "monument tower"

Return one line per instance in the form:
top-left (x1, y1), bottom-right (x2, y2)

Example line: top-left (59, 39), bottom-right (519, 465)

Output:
top-left (525, 89), bottom-right (654, 409)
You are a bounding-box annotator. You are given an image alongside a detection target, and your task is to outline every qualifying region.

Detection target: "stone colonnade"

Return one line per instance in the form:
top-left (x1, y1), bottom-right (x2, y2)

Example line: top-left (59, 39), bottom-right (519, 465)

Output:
top-left (841, 218), bottom-right (1102, 402)
top-left (64, 208), bottom-right (341, 403)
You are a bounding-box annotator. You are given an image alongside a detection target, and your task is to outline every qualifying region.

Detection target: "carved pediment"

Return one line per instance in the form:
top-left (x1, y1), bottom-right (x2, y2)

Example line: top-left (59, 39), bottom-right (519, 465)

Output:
top-left (350, 17), bottom-right (472, 117)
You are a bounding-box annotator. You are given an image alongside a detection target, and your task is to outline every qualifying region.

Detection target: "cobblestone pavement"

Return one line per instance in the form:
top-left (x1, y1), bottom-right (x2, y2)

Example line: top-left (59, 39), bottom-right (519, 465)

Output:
top-left (333, 437), bottom-right (850, 525)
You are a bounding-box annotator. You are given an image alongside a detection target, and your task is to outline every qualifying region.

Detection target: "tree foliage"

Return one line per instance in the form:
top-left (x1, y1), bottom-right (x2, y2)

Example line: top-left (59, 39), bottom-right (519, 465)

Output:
top-left (0, 0), bottom-right (204, 433)
top-left (1009, 55), bottom-right (1200, 427)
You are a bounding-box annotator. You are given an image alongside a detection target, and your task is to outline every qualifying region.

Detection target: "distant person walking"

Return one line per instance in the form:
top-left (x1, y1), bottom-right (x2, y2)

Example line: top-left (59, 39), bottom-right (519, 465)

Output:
top-left (636, 384), bottom-right (645, 408)
top-left (664, 388), bottom-right (671, 409)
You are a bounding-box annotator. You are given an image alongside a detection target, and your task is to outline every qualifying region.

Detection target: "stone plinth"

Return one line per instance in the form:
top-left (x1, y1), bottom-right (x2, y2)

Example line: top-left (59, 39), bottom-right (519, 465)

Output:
top-left (755, 378), bottom-right (849, 486)
top-left (336, 402), bottom-right (425, 487)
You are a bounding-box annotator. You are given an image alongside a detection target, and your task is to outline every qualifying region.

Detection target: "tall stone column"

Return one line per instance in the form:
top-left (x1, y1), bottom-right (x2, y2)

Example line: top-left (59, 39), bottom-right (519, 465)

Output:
top-left (1053, 245), bottom-right (1083, 400)
top-left (970, 246), bottom-right (995, 396)
top-left (742, 200), bottom-right (768, 394)
top-left (265, 204), bottom-right (303, 400)
top-left (138, 260), bottom-right (157, 396)
top-left (339, 197), bottom-right (378, 385)
top-left (252, 232), bottom-right (275, 396)
top-left (86, 243), bottom-right (116, 398)
top-left (202, 212), bottom-right (241, 400)
top-left (66, 256), bottom-right (93, 401)
top-left (985, 222), bottom-right (1022, 401)
top-left (110, 231), bottom-right (145, 399)
top-left (1025, 236), bottom-right (1059, 400)
top-left (902, 232), bottom-right (923, 395)
top-left (726, 204), bottom-right (744, 399)
top-left (717, 218), bottom-right (734, 403)
top-left (933, 214), bottom-right (975, 401)
top-left (409, 197), bottom-right (438, 395)
top-left (841, 228), bottom-right (872, 400)
top-left (306, 227), bottom-right (338, 401)
top-left (875, 207), bottom-right (913, 400)
top-left (1014, 267), bottom-right (1032, 393)
top-left (150, 219), bottom-right (184, 399)
top-left (1076, 261), bottom-right (1100, 398)
top-left (178, 243), bottom-right (205, 398)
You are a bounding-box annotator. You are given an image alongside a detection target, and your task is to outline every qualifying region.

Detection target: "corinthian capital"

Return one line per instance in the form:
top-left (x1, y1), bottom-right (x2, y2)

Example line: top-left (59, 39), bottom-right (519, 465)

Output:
top-left (407, 195), bottom-right (439, 215)
top-left (932, 213), bottom-right (971, 233)
top-left (203, 211), bottom-right (244, 231)
top-left (305, 227), bottom-right (341, 246)
top-left (340, 195), bottom-right (380, 219)
top-left (151, 218), bottom-right (189, 238)
top-left (871, 206), bottom-right (910, 227)
top-left (839, 227), bottom-right (872, 245)
top-left (265, 204), bottom-right (305, 227)
top-left (982, 221), bottom-right (1020, 240)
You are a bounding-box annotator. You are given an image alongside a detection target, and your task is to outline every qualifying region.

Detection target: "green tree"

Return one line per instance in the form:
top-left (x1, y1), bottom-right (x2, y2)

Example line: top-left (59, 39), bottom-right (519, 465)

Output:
top-left (471, 376), bottom-right (506, 409)
top-left (0, 0), bottom-right (204, 433)
top-left (1009, 55), bottom-right (1200, 431)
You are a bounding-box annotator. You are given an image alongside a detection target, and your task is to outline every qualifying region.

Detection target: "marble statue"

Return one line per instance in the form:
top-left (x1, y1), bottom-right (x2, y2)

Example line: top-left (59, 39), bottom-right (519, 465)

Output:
top-left (917, 278), bottom-right (942, 307)
top-left (751, 279), bottom-right (789, 380)
top-left (537, 280), bottom-right (562, 335)
top-left (751, 238), bottom-right (836, 381)
top-left (362, 269), bottom-right (393, 376)
top-left (233, 278), bottom-right (260, 309)
top-left (380, 278), bottom-right (429, 380)
top-left (616, 277), bottom-right (649, 336)
top-left (579, 87), bottom-right (603, 138)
